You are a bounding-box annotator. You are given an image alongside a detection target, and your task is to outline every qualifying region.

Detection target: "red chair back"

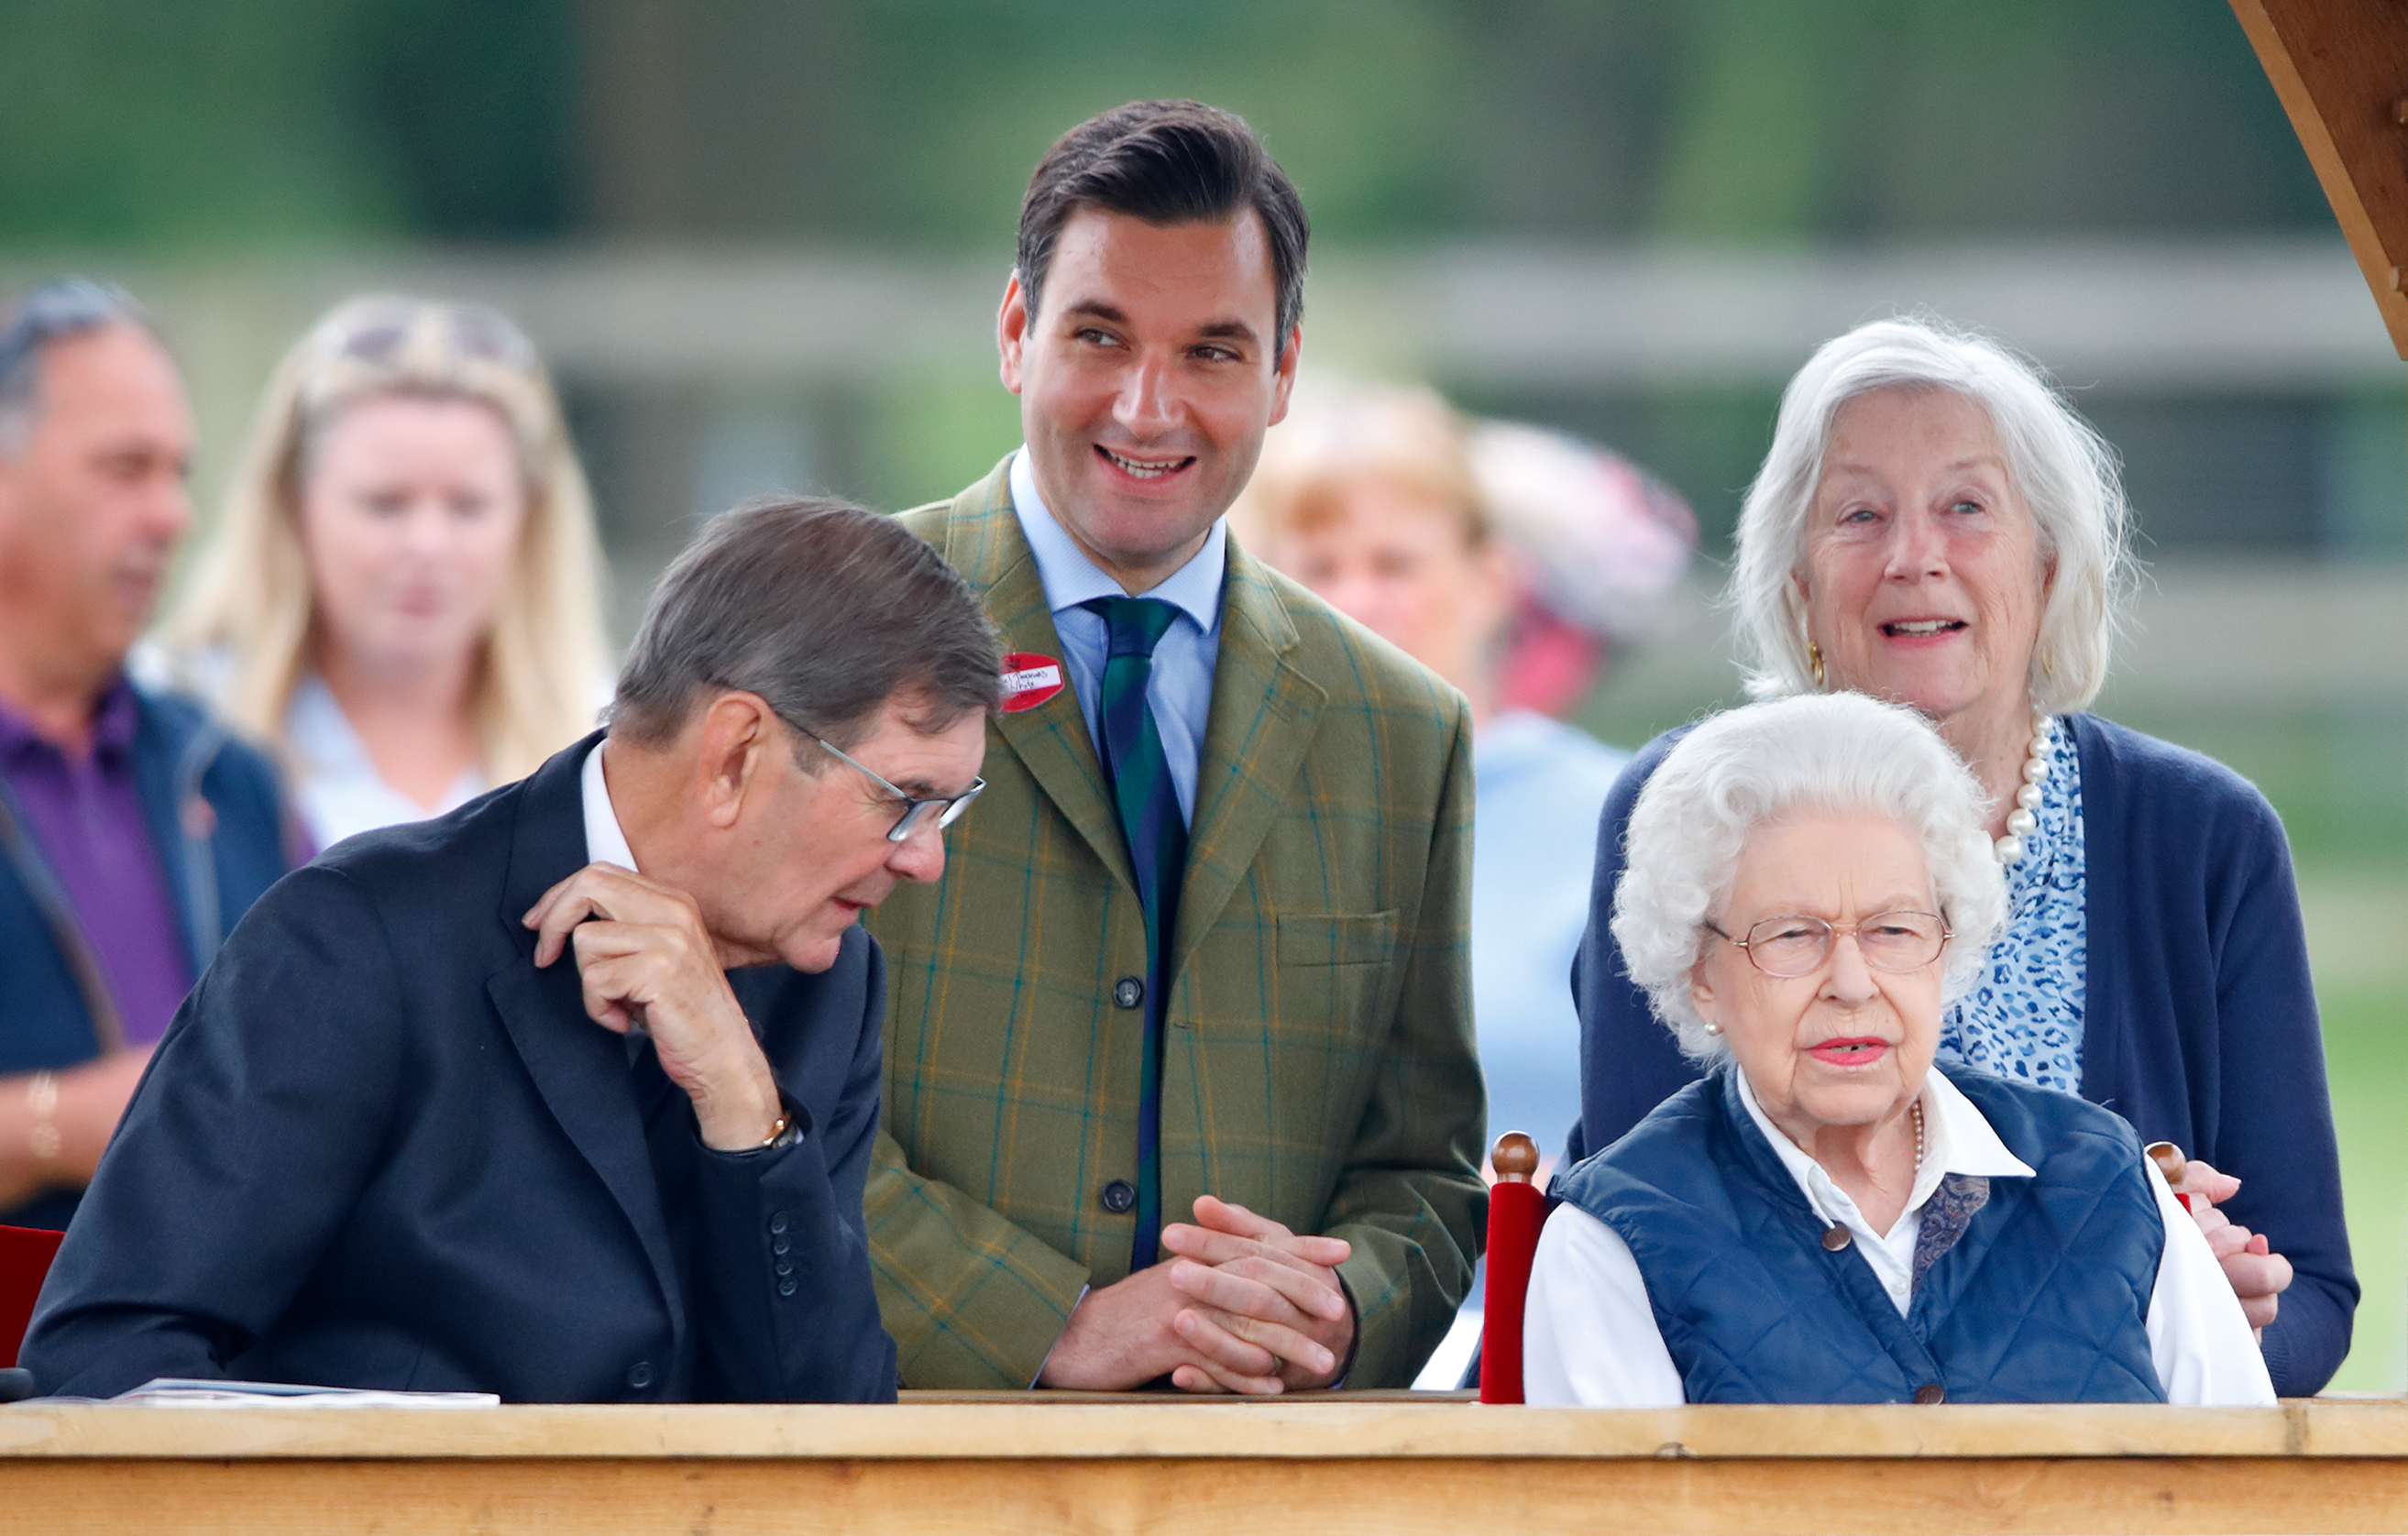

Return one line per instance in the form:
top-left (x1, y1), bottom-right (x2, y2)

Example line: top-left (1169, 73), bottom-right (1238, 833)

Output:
top-left (0, 1224), bottom-right (63, 1366)
top-left (1478, 1132), bottom-right (1545, 1403)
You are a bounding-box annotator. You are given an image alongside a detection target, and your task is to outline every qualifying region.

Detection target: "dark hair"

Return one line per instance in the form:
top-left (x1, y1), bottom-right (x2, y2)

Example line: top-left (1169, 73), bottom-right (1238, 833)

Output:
top-left (0, 279), bottom-right (154, 456)
top-left (610, 497), bottom-right (1001, 755)
top-left (1016, 100), bottom-right (1309, 362)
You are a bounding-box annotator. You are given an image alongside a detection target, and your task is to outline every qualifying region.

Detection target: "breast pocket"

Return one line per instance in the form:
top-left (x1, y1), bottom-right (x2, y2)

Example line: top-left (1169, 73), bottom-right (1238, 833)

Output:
top-left (1274, 910), bottom-right (1399, 968)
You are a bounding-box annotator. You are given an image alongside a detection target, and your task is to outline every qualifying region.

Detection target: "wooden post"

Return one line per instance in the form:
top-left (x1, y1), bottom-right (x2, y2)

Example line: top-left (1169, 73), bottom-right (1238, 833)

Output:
top-left (1479, 1131), bottom-right (1545, 1405)
top-left (2228, 0), bottom-right (2408, 358)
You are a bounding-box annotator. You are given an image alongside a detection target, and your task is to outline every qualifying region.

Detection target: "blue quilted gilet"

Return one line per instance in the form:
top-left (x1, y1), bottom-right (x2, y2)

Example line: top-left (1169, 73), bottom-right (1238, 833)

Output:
top-left (1551, 1066), bottom-right (2166, 1403)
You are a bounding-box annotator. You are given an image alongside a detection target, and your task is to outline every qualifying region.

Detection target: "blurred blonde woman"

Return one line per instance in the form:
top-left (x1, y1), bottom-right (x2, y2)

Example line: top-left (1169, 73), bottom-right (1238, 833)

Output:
top-left (166, 296), bottom-right (609, 850)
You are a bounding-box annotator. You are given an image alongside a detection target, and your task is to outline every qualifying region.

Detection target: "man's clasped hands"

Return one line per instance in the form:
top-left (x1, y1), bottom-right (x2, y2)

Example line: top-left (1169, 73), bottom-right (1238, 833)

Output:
top-left (1037, 1195), bottom-right (1355, 1395)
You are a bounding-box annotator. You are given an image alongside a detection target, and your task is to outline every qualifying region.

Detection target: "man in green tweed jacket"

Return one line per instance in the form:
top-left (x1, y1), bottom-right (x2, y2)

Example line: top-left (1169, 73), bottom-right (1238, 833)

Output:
top-left (864, 100), bottom-right (1485, 1393)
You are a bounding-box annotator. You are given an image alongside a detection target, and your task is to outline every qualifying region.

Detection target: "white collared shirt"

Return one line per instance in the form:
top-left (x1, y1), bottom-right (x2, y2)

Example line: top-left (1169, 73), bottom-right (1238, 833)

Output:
top-left (1522, 1066), bottom-right (2276, 1407)
top-left (579, 741), bottom-right (637, 872)
top-left (287, 674), bottom-right (485, 850)
top-left (1008, 448), bottom-right (1225, 825)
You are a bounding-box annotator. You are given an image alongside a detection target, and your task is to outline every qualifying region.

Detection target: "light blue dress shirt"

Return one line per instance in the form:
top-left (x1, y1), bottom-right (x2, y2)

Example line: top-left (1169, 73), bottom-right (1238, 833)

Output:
top-left (1009, 448), bottom-right (1225, 826)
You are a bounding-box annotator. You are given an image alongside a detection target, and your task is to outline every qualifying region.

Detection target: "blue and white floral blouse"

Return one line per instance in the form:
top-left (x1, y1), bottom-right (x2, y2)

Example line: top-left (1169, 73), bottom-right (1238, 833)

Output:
top-left (1939, 716), bottom-right (2087, 1093)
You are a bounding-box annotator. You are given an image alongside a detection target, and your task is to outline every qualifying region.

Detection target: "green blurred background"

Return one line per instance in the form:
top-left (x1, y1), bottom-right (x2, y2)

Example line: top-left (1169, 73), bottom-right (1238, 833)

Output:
top-left (4, 0), bottom-right (2401, 1387)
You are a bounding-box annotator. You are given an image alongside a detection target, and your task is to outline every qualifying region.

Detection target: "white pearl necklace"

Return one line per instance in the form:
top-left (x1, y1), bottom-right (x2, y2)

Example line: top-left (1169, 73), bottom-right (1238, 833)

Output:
top-left (1995, 712), bottom-right (2051, 866)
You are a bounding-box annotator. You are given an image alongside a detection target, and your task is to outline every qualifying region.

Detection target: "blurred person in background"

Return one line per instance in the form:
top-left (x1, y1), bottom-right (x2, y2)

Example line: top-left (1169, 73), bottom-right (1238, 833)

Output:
top-left (164, 296), bottom-right (610, 850)
top-left (1242, 388), bottom-right (1695, 1170)
top-left (1571, 316), bottom-right (2355, 1396)
top-left (1240, 386), bottom-right (1693, 1386)
top-left (0, 280), bottom-right (304, 1230)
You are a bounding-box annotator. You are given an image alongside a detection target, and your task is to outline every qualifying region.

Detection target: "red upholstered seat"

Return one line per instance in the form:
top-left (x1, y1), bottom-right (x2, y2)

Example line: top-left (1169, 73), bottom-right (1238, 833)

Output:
top-left (1478, 1134), bottom-right (1546, 1404)
top-left (0, 1225), bottom-right (63, 1367)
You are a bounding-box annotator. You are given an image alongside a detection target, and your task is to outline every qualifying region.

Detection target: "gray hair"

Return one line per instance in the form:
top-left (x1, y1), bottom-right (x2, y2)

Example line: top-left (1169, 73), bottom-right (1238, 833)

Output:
top-left (1609, 692), bottom-right (2008, 1064)
top-left (0, 279), bottom-right (154, 459)
top-left (610, 496), bottom-right (1001, 756)
top-left (1729, 315), bottom-right (2137, 718)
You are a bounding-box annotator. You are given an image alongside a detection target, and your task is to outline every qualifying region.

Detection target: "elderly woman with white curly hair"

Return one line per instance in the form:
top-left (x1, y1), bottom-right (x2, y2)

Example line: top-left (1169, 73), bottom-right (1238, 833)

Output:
top-left (1526, 693), bottom-right (2272, 1406)
top-left (1567, 316), bottom-right (2354, 1396)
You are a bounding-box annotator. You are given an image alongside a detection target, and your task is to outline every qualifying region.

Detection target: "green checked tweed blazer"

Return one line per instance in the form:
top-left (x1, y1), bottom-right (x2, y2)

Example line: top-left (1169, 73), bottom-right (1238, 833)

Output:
top-left (864, 460), bottom-right (1487, 1390)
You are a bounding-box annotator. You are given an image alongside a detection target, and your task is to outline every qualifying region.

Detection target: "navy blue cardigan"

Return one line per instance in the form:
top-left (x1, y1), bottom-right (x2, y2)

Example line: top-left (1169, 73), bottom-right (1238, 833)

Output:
top-left (1567, 711), bottom-right (2357, 1397)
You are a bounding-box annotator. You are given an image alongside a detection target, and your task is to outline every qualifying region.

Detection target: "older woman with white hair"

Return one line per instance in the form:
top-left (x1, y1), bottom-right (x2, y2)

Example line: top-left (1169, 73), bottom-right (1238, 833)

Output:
top-left (1568, 316), bottom-right (2354, 1395)
top-left (1527, 693), bottom-right (2272, 1406)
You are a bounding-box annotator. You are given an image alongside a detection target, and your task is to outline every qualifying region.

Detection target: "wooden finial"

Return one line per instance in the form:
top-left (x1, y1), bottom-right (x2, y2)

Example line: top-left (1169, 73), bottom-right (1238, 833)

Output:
top-left (2144, 1140), bottom-right (2188, 1186)
top-left (1492, 1131), bottom-right (1540, 1183)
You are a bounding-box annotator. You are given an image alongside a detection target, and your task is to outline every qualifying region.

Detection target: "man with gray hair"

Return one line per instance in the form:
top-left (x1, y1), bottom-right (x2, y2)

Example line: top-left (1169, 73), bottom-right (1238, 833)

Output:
top-left (0, 279), bottom-right (302, 1232)
top-left (27, 497), bottom-right (995, 1403)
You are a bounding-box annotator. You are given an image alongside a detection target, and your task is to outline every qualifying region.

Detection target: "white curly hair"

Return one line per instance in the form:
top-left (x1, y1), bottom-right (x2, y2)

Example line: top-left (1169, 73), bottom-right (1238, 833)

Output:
top-left (1609, 692), bottom-right (2009, 1063)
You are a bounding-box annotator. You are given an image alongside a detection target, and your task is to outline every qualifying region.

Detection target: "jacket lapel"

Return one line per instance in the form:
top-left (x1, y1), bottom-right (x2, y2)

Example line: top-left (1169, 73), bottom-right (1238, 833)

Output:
top-left (485, 734), bottom-right (686, 1329)
top-left (943, 466), bottom-right (1138, 895)
top-left (1172, 541), bottom-right (1325, 975)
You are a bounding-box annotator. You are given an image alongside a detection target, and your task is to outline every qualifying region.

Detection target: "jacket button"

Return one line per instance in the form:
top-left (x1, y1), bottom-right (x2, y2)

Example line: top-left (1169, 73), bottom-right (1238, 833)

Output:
top-left (1914, 1383), bottom-right (1946, 1405)
top-left (772, 1237), bottom-right (791, 1256)
top-left (626, 1361), bottom-right (654, 1390)
top-left (777, 1279), bottom-right (798, 1298)
top-left (1113, 977), bottom-right (1144, 1010)
top-left (769, 1212), bottom-right (790, 1235)
top-left (1820, 1224), bottom-right (1853, 1252)
top-left (1101, 1179), bottom-right (1138, 1213)
top-left (775, 1259), bottom-right (794, 1278)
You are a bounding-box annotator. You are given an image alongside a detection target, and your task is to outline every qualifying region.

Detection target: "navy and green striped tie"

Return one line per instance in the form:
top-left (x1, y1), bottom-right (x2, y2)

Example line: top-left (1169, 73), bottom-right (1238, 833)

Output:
top-left (1083, 596), bottom-right (1188, 1271)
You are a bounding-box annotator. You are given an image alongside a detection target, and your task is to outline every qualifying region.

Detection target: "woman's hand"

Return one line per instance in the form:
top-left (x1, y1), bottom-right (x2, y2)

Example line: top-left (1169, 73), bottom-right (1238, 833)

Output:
top-left (2173, 1159), bottom-right (2293, 1332)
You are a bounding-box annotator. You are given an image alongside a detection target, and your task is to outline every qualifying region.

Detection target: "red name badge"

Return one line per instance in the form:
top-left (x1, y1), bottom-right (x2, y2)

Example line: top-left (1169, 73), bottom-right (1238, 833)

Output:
top-left (999, 653), bottom-right (1067, 713)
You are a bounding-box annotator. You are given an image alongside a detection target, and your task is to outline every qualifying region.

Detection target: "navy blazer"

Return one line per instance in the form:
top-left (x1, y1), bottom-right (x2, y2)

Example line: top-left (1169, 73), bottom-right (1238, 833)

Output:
top-left (24, 734), bottom-right (898, 1403)
top-left (1567, 712), bottom-right (2357, 1398)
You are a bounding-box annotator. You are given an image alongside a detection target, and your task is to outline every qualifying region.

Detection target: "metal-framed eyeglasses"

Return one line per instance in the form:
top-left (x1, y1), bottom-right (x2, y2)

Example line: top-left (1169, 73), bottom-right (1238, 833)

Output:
top-left (796, 726), bottom-right (985, 843)
top-left (1704, 911), bottom-right (1952, 979)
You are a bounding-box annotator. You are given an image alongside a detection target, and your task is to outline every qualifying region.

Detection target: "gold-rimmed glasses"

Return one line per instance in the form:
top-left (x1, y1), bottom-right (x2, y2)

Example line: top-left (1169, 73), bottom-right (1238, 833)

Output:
top-left (1704, 911), bottom-right (1951, 978)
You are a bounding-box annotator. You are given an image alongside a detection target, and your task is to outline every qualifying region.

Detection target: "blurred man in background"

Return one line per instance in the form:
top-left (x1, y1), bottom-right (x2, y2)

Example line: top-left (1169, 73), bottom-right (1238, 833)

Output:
top-left (0, 280), bottom-right (302, 1230)
top-left (865, 100), bottom-right (1486, 1393)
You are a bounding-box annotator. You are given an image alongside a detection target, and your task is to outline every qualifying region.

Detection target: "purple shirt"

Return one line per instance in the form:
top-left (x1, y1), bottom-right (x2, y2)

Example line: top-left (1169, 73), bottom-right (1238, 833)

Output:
top-left (0, 680), bottom-right (194, 1049)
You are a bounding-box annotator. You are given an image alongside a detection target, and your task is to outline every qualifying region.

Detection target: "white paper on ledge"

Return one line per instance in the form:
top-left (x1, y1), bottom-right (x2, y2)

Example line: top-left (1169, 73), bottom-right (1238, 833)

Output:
top-left (113, 1378), bottom-right (499, 1409)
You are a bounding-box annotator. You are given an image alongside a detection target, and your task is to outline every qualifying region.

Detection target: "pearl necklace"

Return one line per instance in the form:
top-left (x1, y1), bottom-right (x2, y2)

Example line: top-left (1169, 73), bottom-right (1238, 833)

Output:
top-left (1995, 711), bottom-right (2051, 866)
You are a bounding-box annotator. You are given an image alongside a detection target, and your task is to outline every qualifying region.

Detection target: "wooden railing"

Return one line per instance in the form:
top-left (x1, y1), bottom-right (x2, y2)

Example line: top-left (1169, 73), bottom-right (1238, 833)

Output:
top-left (5, 1393), bottom-right (2407, 1533)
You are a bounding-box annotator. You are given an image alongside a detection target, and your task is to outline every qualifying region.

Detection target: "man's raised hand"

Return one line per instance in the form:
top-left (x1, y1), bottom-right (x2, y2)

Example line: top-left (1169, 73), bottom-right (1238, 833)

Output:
top-left (522, 861), bottom-right (782, 1151)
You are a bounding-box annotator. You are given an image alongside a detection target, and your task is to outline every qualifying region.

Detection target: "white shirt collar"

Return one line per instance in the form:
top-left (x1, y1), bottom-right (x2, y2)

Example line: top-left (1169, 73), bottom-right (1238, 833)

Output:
top-left (1734, 1062), bottom-right (2035, 1226)
top-left (579, 740), bottom-right (638, 872)
top-left (1008, 446), bottom-right (1226, 632)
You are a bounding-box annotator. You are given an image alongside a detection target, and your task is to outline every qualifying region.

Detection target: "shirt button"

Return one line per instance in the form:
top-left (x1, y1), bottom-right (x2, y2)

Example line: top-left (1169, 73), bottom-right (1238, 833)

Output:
top-left (626, 1361), bottom-right (654, 1390)
top-left (1820, 1225), bottom-right (1853, 1252)
top-left (768, 1212), bottom-right (790, 1235)
top-left (777, 1279), bottom-right (798, 1298)
top-left (1101, 1179), bottom-right (1138, 1214)
top-left (1914, 1383), bottom-right (1946, 1406)
top-left (1113, 977), bottom-right (1144, 1010)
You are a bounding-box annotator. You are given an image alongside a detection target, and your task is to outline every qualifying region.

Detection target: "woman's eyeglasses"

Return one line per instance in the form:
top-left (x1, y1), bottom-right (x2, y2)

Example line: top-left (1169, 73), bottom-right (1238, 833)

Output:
top-left (1705, 911), bottom-right (1951, 978)
top-left (328, 301), bottom-right (536, 372)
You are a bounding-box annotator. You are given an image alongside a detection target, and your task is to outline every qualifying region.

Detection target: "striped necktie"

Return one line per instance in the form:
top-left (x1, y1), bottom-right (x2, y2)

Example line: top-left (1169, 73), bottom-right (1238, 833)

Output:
top-left (1083, 595), bottom-right (1188, 1271)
